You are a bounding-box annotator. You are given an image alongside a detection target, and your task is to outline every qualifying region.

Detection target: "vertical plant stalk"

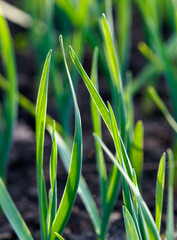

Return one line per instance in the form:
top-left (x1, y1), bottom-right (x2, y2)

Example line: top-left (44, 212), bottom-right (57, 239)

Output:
top-left (36, 50), bottom-right (52, 240)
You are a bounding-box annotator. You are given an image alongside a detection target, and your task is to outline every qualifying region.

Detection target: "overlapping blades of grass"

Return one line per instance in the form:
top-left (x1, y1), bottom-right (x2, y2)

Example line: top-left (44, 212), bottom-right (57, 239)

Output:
top-left (90, 47), bottom-right (107, 210)
top-left (49, 35), bottom-right (82, 240)
top-left (94, 133), bottom-right (161, 240)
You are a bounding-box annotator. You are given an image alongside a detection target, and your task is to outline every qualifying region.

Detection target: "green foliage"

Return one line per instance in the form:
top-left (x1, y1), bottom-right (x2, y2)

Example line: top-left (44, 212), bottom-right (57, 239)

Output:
top-left (0, 6), bottom-right (18, 182)
top-left (0, 38), bottom-right (82, 240)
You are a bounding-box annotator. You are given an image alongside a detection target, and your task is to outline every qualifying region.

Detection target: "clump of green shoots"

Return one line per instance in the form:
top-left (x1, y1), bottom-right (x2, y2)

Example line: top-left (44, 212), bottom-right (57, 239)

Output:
top-left (0, 35), bottom-right (82, 240)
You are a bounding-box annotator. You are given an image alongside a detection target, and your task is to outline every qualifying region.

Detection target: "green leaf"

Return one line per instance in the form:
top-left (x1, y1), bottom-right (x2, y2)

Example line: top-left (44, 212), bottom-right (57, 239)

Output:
top-left (51, 130), bottom-right (101, 236)
top-left (90, 47), bottom-right (107, 210)
top-left (117, 0), bottom-right (131, 74)
top-left (101, 13), bottom-right (126, 141)
top-left (155, 153), bottom-right (166, 233)
top-left (166, 149), bottom-right (174, 240)
top-left (148, 86), bottom-right (177, 133)
top-left (130, 121), bottom-right (144, 184)
top-left (36, 49), bottom-right (52, 240)
top-left (94, 134), bottom-right (161, 240)
top-left (123, 206), bottom-right (139, 240)
top-left (54, 232), bottom-right (65, 240)
top-left (47, 121), bottom-right (58, 234)
top-left (0, 6), bottom-right (18, 181)
top-left (101, 13), bottom-right (120, 90)
top-left (49, 35), bottom-right (82, 239)
top-left (69, 45), bottom-right (111, 132)
top-left (0, 178), bottom-right (34, 240)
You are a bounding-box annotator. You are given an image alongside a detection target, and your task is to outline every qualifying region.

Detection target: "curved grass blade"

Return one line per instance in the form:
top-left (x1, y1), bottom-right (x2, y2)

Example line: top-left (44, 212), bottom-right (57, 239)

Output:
top-left (0, 7), bottom-right (18, 181)
top-left (54, 232), bottom-right (65, 240)
top-left (130, 121), bottom-right (144, 184)
top-left (69, 46), bottom-right (111, 132)
top-left (166, 149), bottom-right (174, 240)
top-left (36, 50), bottom-right (52, 240)
top-left (123, 206), bottom-right (139, 240)
top-left (155, 153), bottom-right (166, 233)
top-left (148, 86), bottom-right (177, 133)
top-left (50, 130), bottom-right (101, 236)
top-left (101, 13), bottom-right (126, 141)
top-left (107, 102), bottom-right (133, 178)
top-left (49, 35), bottom-right (82, 239)
top-left (90, 47), bottom-right (107, 210)
top-left (94, 134), bottom-right (161, 240)
top-left (0, 178), bottom-right (34, 240)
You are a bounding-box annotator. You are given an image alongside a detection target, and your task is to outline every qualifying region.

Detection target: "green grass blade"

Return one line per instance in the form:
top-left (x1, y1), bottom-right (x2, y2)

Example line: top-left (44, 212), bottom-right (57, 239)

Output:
top-left (54, 232), bottom-right (65, 240)
top-left (36, 50), bottom-right (52, 240)
top-left (138, 42), bottom-right (164, 71)
top-left (132, 34), bottom-right (177, 95)
top-left (0, 7), bottom-right (18, 181)
top-left (0, 178), bottom-right (34, 240)
top-left (47, 121), bottom-right (58, 234)
top-left (69, 46), bottom-right (111, 132)
top-left (123, 206), bottom-right (139, 240)
top-left (51, 130), bottom-right (101, 236)
top-left (100, 163), bottom-right (121, 239)
top-left (49, 35), bottom-right (82, 239)
top-left (101, 13), bottom-right (120, 90)
top-left (101, 13), bottom-right (126, 141)
top-left (90, 47), bottom-right (107, 210)
top-left (0, 73), bottom-right (63, 134)
top-left (107, 102), bottom-right (133, 178)
top-left (155, 153), bottom-right (166, 233)
top-left (130, 121), bottom-right (144, 184)
top-left (94, 134), bottom-right (161, 240)
top-left (148, 86), bottom-right (177, 133)
top-left (117, 0), bottom-right (131, 74)
top-left (166, 149), bottom-right (174, 240)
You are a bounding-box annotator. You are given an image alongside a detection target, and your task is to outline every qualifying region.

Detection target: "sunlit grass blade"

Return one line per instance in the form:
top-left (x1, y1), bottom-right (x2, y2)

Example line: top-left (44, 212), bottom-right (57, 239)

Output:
top-left (49, 35), bottom-right (82, 239)
top-left (123, 206), bottom-right (139, 240)
top-left (148, 86), bottom-right (177, 133)
top-left (0, 6), bottom-right (18, 181)
top-left (130, 121), bottom-right (144, 184)
top-left (36, 50), bottom-right (52, 240)
top-left (138, 41), bottom-right (164, 71)
top-left (51, 130), bottom-right (101, 236)
top-left (47, 121), bottom-right (58, 233)
top-left (101, 13), bottom-right (126, 141)
top-left (101, 13), bottom-right (120, 90)
top-left (90, 47), bottom-right (107, 210)
top-left (155, 153), bottom-right (166, 233)
top-left (94, 134), bottom-right (161, 240)
top-left (54, 232), bottom-right (65, 240)
top-left (166, 149), bottom-right (174, 240)
top-left (107, 102), bottom-right (133, 178)
top-left (131, 34), bottom-right (177, 95)
top-left (69, 46), bottom-right (111, 132)
top-left (117, 0), bottom-right (131, 75)
top-left (0, 178), bottom-right (34, 240)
